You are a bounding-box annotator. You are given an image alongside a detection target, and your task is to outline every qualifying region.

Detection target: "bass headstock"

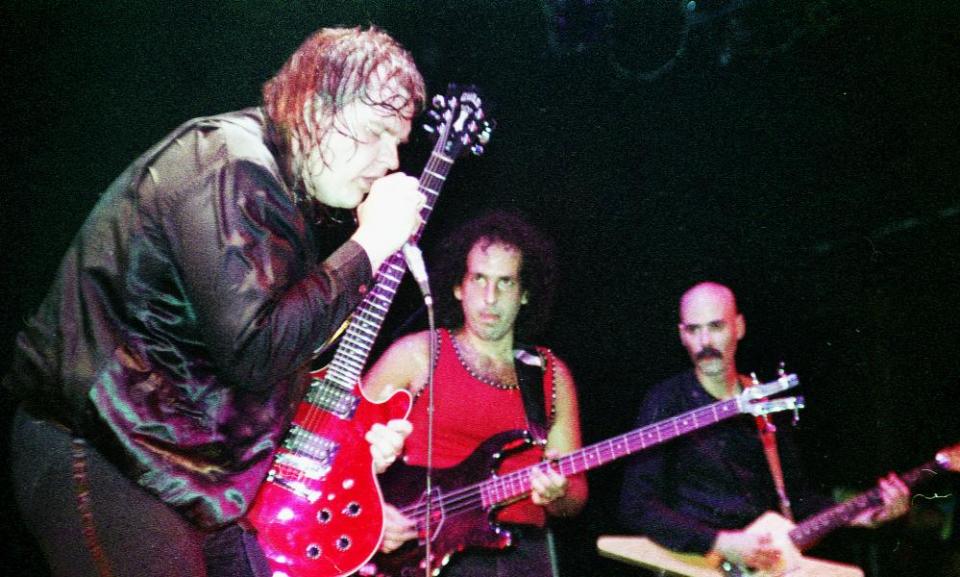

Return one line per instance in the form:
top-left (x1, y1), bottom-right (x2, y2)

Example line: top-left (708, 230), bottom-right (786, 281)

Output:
top-left (742, 373), bottom-right (800, 400)
top-left (423, 83), bottom-right (494, 158)
top-left (736, 372), bottom-right (803, 422)
top-left (746, 396), bottom-right (805, 418)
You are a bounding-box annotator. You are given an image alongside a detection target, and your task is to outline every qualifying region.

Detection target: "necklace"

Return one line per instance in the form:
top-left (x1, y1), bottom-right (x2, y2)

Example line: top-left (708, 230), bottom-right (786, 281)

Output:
top-left (449, 331), bottom-right (518, 390)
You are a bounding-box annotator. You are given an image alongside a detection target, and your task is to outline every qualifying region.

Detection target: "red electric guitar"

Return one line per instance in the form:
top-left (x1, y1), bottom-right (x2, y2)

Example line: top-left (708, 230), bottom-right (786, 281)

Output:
top-left (245, 85), bottom-right (493, 577)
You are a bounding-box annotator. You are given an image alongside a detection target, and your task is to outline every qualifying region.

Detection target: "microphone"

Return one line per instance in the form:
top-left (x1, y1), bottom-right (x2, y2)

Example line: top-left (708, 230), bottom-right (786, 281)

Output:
top-left (401, 243), bottom-right (433, 306)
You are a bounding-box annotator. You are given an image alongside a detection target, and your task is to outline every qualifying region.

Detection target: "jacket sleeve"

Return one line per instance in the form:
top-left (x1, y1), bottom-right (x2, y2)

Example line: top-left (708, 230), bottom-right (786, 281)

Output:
top-left (160, 157), bottom-right (372, 390)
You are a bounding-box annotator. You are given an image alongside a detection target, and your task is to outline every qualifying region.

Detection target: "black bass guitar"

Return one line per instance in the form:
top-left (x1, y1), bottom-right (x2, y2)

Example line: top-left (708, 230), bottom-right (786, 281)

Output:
top-left (370, 374), bottom-right (803, 577)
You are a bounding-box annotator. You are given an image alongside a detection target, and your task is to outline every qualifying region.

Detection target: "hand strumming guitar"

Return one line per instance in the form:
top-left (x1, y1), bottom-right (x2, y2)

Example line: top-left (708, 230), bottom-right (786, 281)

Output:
top-left (712, 530), bottom-right (779, 572)
top-left (379, 504), bottom-right (417, 554)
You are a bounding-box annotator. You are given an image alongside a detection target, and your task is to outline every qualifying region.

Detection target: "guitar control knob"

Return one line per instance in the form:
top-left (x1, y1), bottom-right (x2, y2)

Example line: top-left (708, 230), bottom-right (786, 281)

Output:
top-left (305, 543), bottom-right (322, 559)
top-left (336, 535), bottom-right (352, 551)
top-left (343, 501), bottom-right (361, 517)
top-left (317, 508), bottom-right (332, 524)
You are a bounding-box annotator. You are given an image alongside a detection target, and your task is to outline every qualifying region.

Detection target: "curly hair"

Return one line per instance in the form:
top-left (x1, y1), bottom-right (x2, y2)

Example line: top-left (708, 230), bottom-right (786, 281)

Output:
top-left (262, 26), bottom-right (426, 172)
top-left (431, 210), bottom-right (557, 342)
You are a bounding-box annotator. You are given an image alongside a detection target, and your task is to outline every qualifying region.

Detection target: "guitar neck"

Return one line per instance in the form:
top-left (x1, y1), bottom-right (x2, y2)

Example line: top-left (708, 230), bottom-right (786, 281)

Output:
top-left (789, 459), bottom-right (937, 550)
top-left (316, 147), bottom-right (453, 395)
top-left (481, 396), bottom-right (747, 507)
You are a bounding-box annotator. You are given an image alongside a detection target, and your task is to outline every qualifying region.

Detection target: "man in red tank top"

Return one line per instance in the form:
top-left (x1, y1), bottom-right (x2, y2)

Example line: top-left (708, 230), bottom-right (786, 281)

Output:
top-left (363, 210), bottom-right (588, 576)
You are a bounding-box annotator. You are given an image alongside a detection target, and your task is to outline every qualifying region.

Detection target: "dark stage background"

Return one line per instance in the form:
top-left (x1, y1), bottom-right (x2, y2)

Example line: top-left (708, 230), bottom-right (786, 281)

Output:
top-left (2, 1), bottom-right (958, 575)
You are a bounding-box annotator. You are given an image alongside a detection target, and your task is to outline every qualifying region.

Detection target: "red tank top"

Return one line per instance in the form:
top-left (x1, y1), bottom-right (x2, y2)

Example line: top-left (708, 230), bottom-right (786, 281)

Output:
top-left (403, 328), bottom-right (554, 525)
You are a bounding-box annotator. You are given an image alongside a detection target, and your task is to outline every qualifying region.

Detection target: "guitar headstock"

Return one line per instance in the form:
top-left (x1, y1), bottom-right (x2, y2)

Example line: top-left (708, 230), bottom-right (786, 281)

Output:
top-left (746, 396), bottom-right (805, 418)
top-left (935, 443), bottom-right (960, 472)
top-left (742, 373), bottom-right (800, 400)
top-left (423, 83), bottom-right (494, 158)
top-left (735, 373), bottom-right (803, 419)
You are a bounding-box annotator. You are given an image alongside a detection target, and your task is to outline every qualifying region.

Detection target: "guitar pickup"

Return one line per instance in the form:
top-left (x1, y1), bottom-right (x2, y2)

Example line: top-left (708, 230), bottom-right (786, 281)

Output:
top-left (277, 427), bottom-right (340, 480)
top-left (305, 380), bottom-right (361, 419)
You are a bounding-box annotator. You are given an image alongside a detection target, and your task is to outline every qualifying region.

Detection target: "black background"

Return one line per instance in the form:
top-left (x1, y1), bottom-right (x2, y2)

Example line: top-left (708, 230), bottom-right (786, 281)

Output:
top-left (2, 1), bottom-right (959, 575)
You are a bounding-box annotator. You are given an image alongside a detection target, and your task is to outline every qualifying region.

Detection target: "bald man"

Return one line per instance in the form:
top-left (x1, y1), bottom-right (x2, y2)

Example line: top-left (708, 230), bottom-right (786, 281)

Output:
top-left (618, 282), bottom-right (909, 574)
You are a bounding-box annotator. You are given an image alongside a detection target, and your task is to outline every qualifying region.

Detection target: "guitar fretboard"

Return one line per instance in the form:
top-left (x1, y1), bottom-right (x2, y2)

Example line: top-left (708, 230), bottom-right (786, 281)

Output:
top-left (790, 459), bottom-right (937, 550)
top-left (481, 396), bottom-right (746, 508)
top-left (302, 149), bottom-right (453, 418)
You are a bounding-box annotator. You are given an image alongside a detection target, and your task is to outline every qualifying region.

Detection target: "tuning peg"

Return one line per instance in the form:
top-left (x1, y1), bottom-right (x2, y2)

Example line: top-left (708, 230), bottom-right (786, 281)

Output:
top-left (480, 122), bottom-right (494, 139)
top-left (778, 361), bottom-right (786, 377)
top-left (470, 143), bottom-right (485, 156)
top-left (422, 109), bottom-right (444, 135)
top-left (431, 94), bottom-right (446, 109)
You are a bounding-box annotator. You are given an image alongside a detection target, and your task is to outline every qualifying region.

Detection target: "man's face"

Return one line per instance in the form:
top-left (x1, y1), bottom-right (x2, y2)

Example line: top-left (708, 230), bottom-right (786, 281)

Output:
top-left (454, 241), bottom-right (528, 343)
top-left (300, 77), bottom-right (413, 208)
top-left (677, 286), bottom-right (744, 378)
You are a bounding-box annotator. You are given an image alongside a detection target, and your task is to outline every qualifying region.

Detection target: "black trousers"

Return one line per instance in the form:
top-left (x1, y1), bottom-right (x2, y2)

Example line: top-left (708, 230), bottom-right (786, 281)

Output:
top-left (440, 525), bottom-right (559, 577)
top-left (9, 406), bottom-right (209, 577)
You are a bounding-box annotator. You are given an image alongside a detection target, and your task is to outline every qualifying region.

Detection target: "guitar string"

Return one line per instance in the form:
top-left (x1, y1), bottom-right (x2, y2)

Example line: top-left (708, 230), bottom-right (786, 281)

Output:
top-left (399, 400), bottom-right (741, 524)
top-left (399, 402), bottom-right (728, 517)
top-left (413, 388), bottom-right (797, 524)
top-left (283, 122), bottom-right (454, 479)
top-left (404, 381), bottom-right (799, 539)
top-left (291, 161), bottom-right (446, 466)
top-left (289, 178), bottom-right (445, 477)
top-left (401, 421), bottom-right (720, 527)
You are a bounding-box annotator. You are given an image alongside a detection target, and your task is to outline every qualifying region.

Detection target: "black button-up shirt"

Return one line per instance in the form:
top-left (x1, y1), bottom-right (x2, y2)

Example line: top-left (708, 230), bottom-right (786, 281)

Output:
top-left (619, 371), bottom-right (831, 554)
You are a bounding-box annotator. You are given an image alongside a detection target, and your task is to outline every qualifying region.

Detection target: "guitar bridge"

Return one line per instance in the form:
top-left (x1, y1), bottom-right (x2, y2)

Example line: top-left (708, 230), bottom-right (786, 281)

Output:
top-left (265, 474), bottom-right (323, 502)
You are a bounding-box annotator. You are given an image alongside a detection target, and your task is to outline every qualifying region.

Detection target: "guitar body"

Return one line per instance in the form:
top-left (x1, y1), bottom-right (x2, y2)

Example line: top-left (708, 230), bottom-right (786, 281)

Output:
top-left (741, 511), bottom-right (804, 574)
top-left (372, 430), bottom-right (540, 577)
top-left (246, 370), bottom-right (412, 577)
top-left (597, 534), bottom-right (864, 577)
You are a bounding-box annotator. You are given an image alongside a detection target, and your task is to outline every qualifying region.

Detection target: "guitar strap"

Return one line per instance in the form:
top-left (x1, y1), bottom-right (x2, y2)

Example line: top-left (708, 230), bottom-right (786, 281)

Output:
top-left (757, 420), bottom-right (795, 521)
top-left (514, 345), bottom-right (560, 577)
top-left (514, 346), bottom-right (554, 441)
top-left (746, 375), bottom-right (795, 522)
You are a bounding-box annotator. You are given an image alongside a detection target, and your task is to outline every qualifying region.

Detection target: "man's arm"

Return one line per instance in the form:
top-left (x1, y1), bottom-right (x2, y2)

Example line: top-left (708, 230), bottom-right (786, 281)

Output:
top-left (165, 158), bottom-right (374, 390)
top-left (531, 355), bottom-right (588, 518)
top-left (361, 330), bottom-right (432, 400)
top-left (361, 330), bottom-right (432, 553)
